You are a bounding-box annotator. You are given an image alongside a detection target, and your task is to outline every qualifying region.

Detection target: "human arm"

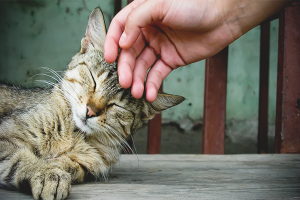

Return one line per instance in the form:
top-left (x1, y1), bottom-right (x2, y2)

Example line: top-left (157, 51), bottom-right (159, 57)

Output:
top-left (104, 0), bottom-right (291, 102)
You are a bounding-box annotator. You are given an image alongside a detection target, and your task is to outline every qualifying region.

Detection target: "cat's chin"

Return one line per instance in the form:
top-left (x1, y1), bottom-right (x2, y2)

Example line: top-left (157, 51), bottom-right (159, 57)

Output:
top-left (73, 114), bottom-right (94, 135)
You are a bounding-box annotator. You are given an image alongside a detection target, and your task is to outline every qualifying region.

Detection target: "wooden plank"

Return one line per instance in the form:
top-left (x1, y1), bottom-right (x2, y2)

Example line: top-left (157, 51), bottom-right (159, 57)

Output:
top-left (114, 0), bottom-right (122, 16)
top-left (1, 155), bottom-right (299, 200)
top-left (202, 47), bottom-right (228, 154)
top-left (275, 3), bottom-right (300, 153)
top-left (147, 85), bottom-right (162, 154)
top-left (258, 21), bottom-right (270, 154)
top-left (147, 114), bottom-right (162, 154)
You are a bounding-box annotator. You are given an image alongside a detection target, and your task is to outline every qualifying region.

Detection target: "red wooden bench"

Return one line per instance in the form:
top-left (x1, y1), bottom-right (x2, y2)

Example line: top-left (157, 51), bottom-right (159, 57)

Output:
top-left (116, 0), bottom-right (300, 154)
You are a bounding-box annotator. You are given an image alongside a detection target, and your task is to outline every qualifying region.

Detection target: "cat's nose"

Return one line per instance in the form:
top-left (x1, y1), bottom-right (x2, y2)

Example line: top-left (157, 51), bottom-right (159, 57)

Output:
top-left (86, 105), bottom-right (97, 118)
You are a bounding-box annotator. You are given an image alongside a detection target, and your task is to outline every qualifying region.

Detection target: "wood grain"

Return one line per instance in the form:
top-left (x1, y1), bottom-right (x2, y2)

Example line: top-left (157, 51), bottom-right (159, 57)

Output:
top-left (203, 47), bottom-right (228, 154)
top-left (1, 155), bottom-right (299, 200)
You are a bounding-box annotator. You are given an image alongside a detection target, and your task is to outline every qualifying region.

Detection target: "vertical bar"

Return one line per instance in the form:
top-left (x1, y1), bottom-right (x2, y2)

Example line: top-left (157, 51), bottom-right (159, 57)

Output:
top-left (114, 0), bottom-right (121, 16)
top-left (258, 21), bottom-right (270, 154)
top-left (147, 85), bottom-right (162, 154)
top-left (202, 47), bottom-right (228, 154)
top-left (275, 3), bottom-right (300, 153)
top-left (275, 10), bottom-right (284, 153)
top-left (127, 0), bottom-right (134, 4)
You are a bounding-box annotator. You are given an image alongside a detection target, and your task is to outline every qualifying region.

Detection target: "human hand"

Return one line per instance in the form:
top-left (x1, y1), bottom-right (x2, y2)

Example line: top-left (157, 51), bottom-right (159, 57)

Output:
top-left (104, 0), bottom-right (290, 102)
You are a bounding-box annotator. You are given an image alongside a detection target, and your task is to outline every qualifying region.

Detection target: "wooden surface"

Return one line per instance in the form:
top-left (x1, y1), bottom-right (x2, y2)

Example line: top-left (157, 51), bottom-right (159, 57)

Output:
top-left (275, 3), bottom-right (300, 153)
top-left (1, 154), bottom-right (300, 200)
top-left (203, 47), bottom-right (228, 154)
top-left (147, 84), bottom-right (163, 154)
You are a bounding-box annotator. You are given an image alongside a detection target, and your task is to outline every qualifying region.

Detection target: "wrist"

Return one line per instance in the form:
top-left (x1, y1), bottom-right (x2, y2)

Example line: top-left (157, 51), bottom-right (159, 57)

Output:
top-left (218, 0), bottom-right (291, 40)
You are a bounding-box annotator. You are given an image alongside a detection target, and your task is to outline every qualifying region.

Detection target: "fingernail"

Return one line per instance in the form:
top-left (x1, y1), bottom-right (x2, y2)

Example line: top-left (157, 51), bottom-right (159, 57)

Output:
top-left (118, 75), bottom-right (125, 88)
top-left (146, 87), bottom-right (157, 102)
top-left (119, 32), bottom-right (127, 45)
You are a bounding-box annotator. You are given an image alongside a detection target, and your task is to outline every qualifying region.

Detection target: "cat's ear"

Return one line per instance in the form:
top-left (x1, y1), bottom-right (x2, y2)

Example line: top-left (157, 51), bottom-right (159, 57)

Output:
top-left (141, 91), bottom-right (185, 121)
top-left (80, 7), bottom-right (106, 53)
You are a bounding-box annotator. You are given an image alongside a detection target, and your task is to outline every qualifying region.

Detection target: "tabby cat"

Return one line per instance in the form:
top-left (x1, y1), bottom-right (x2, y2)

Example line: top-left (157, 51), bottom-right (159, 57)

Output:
top-left (0, 7), bottom-right (184, 200)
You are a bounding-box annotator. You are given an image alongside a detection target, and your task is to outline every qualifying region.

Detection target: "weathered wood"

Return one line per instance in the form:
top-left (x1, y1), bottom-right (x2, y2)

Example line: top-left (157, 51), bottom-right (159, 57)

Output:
top-left (203, 47), bottom-right (228, 154)
top-left (275, 2), bottom-right (300, 153)
top-left (1, 155), bottom-right (299, 200)
top-left (147, 85), bottom-right (163, 154)
top-left (147, 112), bottom-right (162, 154)
top-left (114, 0), bottom-right (121, 16)
top-left (258, 21), bottom-right (270, 154)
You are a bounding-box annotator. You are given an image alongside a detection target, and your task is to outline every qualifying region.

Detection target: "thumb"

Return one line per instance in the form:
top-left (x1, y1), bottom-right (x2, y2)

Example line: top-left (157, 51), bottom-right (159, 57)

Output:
top-left (120, 0), bottom-right (168, 49)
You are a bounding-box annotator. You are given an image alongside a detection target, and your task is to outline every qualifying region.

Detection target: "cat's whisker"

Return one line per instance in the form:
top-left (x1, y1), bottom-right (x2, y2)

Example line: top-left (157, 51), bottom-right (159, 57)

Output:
top-left (101, 126), bottom-right (128, 154)
top-left (38, 73), bottom-right (60, 83)
top-left (104, 126), bottom-right (126, 147)
top-left (34, 80), bottom-right (57, 88)
top-left (62, 90), bottom-right (78, 104)
top-left (51, 80), bottom-right (78, 101)
top-left (130, 134), bottom-right (138, 156)
top-left (34, 80), bottom-right (76, 108)
top-left (42, 68), bottom-right (80, 102)
top-left (105, 125), bottom-right (133, 154)
top-left (30, 70), bottom-right (61, 84)
top-left (40, 67), bottom-right (64, 82)
top-left (60, 80), bottom-right (80, 103)
top-left (128, 134), bottom-right (140, 174)
top-left (27, 74), bottom-right (50, 84)
top-left (102, 130), bottom-right (120, 153)
top-left (34, 80), bottom-right (64, 95)
top-left (39, 68), bottom-right (79, 102)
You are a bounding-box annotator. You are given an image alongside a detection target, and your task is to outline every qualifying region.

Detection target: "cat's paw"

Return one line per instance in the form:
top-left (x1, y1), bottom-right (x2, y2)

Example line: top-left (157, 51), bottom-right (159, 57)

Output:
top-left (30, 168), bottom-right (71, 200)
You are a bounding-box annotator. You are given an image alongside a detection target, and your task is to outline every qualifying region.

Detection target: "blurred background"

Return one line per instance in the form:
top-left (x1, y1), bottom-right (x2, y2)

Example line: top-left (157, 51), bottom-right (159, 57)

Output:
top-left (0, 0), bottom-right (279, 154)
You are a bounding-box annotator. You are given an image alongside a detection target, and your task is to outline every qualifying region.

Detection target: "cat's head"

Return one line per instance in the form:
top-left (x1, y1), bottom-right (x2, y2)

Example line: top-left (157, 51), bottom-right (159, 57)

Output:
top-left (61, 8), bottom-right (184, 139)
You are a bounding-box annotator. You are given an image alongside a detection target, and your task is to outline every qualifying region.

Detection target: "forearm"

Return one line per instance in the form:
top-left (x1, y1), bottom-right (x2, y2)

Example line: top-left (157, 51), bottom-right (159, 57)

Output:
top-left (218, 0), bottom-right (292, 40)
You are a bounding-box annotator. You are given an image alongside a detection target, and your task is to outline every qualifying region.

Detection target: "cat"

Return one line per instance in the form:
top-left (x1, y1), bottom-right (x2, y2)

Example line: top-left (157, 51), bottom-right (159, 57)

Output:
top-left (0, 7), bottom-right (184, 200)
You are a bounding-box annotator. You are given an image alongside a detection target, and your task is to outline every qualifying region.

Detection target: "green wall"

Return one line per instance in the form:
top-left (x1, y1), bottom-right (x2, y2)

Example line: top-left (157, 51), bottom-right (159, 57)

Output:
top-left (0, 0), bottom-right (115, 86)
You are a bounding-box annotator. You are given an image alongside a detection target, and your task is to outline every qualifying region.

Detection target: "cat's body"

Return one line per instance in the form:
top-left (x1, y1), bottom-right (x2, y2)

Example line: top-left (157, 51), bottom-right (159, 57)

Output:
top-left (0, 8), bottom-right (184, 200)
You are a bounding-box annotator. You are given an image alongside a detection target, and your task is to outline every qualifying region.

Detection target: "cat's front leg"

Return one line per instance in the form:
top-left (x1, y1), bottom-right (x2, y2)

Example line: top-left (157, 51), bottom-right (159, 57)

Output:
top-left (30, 162), bottom-right (71, 200)
top-left (0, 147), bottom-right (72, 200)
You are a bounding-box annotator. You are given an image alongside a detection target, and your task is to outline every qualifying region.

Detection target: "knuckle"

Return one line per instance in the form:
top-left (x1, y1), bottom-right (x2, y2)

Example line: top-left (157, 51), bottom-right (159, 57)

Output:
top-left (138, 58), bottom-right (148, 69)
top-left (152, 69), bottom-right (163, 80)
top-left (130, 47), bottom-right (138, 58)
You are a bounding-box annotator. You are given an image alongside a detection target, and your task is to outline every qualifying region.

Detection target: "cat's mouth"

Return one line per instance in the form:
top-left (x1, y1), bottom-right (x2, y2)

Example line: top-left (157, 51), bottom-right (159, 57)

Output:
top-left (80, 117), bottom-right (87, 125)
top-left (73, 113), bottom-right (93, 134)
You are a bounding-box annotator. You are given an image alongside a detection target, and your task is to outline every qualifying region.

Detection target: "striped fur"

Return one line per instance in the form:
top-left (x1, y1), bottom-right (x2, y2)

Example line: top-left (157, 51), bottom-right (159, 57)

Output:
top-left (0, 7), bottom-right (184, 200)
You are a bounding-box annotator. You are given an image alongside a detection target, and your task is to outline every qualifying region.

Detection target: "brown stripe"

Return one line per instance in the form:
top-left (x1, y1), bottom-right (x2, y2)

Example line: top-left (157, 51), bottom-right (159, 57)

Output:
top-left (4, 158), bottom-right (21, 184)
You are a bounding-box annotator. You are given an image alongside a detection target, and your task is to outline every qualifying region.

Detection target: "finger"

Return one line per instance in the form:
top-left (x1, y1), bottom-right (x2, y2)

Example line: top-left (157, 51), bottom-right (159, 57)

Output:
top-left (131, 46), bottom-right (157, 99)
top-left (145, 59), bottom-right (173, 102)
top-left (104, 20), bottom-right (122, 63)
top-left (104, 0), bottom-right (146, 63)
top-left (120, 0), bottom-right (169, 49)
top-left (118, 33), bottom-right (147, 89)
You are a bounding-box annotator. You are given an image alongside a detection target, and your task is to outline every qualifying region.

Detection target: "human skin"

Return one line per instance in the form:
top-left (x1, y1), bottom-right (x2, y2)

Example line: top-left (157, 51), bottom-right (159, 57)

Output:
top-left (104, 0), bottom-right (291, 102)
